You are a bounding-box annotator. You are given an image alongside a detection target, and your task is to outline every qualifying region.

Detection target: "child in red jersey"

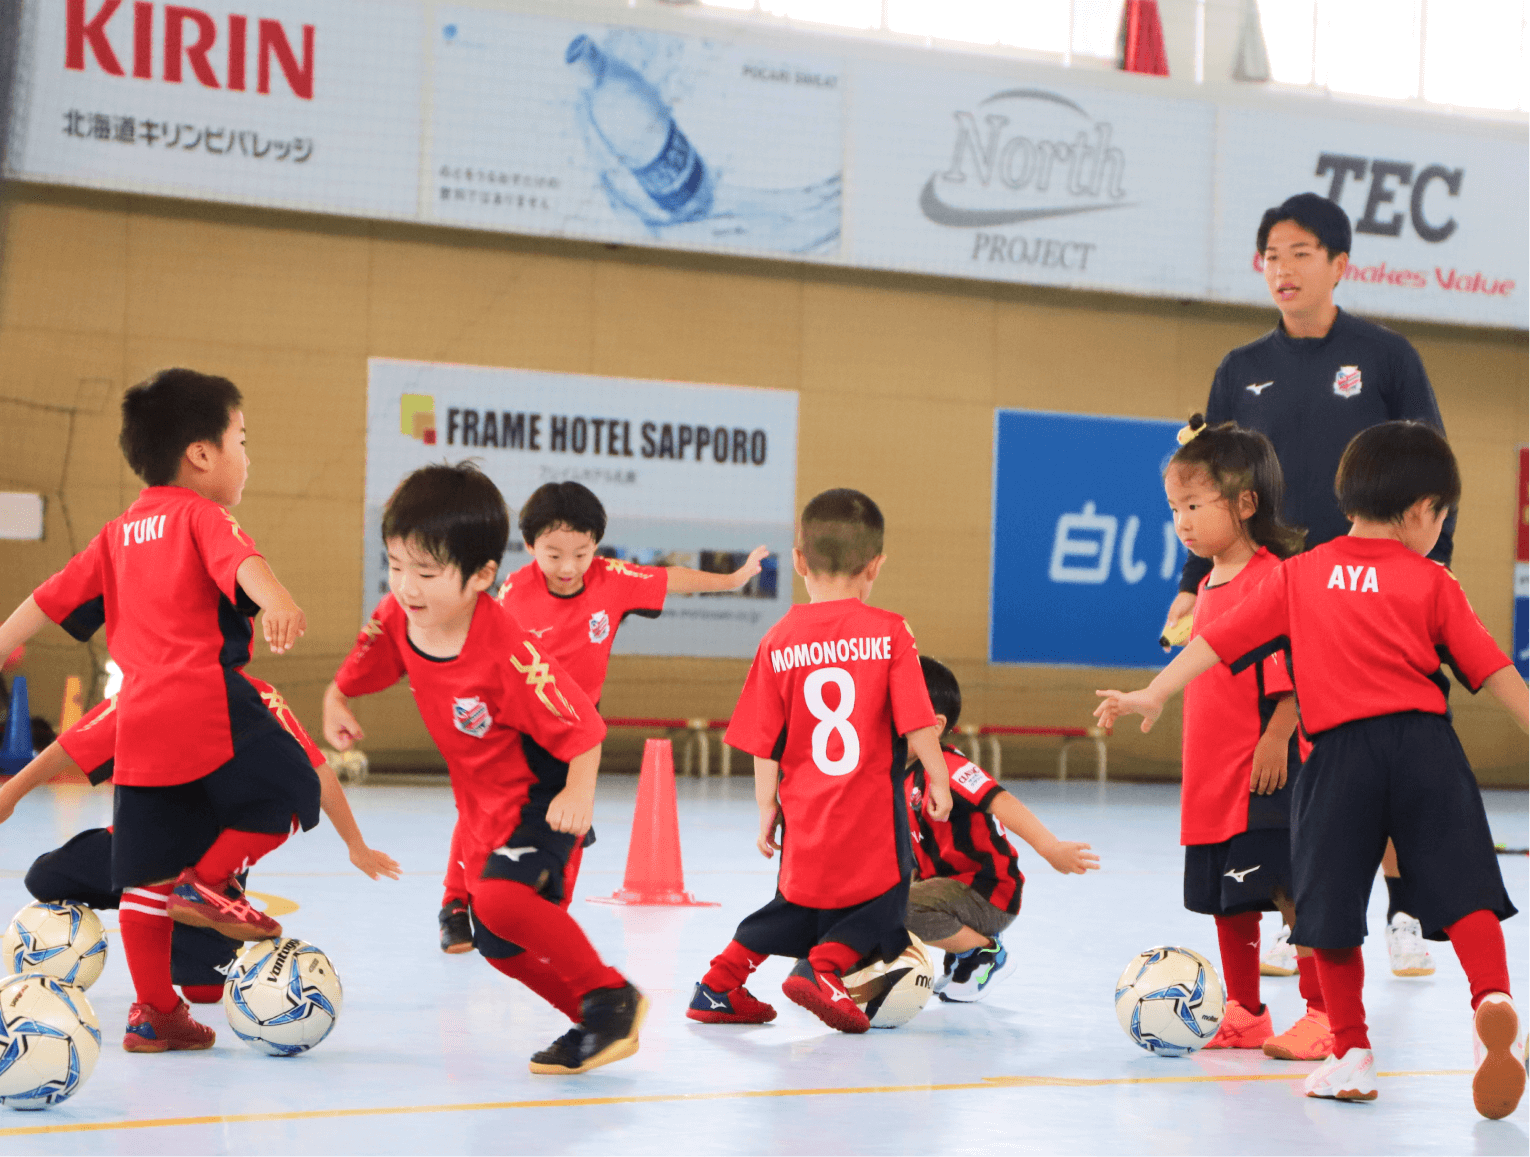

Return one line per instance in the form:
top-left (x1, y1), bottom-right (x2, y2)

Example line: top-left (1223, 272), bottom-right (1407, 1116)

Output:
top-left (431, 480), bottom-right (768, 952)
top-left (1166, 417), bottom-right (1333, 1061)
top-left (907, 657), bottom-right (1098, 1004)
top-left (686, 488), bottom-right (952, 1034)
top-left (0, 369), bottom-right (323, 1053)
top-left (0, 678), bottom-right (398, 1003)
top-left (1097, 421), bottom-right (1528, 1119)
top-left (323, 464), bottom-right (645, 1076)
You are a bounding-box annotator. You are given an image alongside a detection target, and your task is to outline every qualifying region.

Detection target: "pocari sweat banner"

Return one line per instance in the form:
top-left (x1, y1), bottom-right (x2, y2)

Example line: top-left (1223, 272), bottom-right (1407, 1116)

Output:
top-left (990, 410), bottom-right (1186, 668)
top-left (366, 359), bottom-right (798, 660)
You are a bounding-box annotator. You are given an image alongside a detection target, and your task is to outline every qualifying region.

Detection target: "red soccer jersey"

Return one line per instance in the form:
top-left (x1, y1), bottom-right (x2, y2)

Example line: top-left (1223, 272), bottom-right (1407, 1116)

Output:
top-left (59, 676), bottom-right (327, 787)
top-left (334, 593), bottom-right (605, 857)
top-left (726, 599), bottom-right (938, 909)
top-left (1181, 548), bottom-right (1297, 846)
top-left (32, 487), bottom-right (265, 786)
top-left (1199, 537), bottom-right (1513, 737)
top-left (496, 557), bottom-right (667, 702)
top-left (906, 750), bottom-right (1024, 915)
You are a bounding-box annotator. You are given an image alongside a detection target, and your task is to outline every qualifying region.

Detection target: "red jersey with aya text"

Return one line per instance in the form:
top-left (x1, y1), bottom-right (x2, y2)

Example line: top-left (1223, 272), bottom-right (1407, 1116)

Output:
top-left (1181, 548), bottom-right (1296, 845)
top-left (496, 557), bottom-right (667, 702)
top-left (726, 599), bottom-right (937, 909)
top-left (334, 594), bottom-right (605, 857)
top-left (1199, 537), bottom-right (1512, 736)
top-left (907, 750), bottom-right (1023, 915)
top-left (32, 487), bottom-right (265, 786)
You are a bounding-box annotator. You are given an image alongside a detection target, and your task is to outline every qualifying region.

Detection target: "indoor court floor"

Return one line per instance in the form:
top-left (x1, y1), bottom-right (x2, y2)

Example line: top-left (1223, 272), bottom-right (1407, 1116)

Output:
top-left (0, 774), bottom-right (1524, 1156)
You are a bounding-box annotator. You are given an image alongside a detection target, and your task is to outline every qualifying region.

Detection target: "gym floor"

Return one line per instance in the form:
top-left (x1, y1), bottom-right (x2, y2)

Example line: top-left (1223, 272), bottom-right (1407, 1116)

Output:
top-left (0, 775), bottom-right (1524, 1155)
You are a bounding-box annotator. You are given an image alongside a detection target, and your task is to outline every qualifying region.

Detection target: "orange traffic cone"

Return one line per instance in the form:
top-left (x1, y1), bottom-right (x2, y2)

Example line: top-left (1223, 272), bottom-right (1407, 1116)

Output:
top-left (589, 738), bottom-right (718, 907)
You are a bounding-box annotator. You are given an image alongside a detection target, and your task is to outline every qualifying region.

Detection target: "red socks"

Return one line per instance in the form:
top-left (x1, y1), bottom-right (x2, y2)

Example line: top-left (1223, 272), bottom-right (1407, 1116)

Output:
top-left (441, 823), bottom-right (468, 909)
top-left (119, 883), bottom-right (179, 1013)
top-left (181, 984), bottom-right (224, 1005)
top-left (1295, 951), bottom-right (1326, 1014)
top-left (1214, 912), bottom-right (1262, 1013)
top-left (1446, 909), bottom-right (1512, 1010)
top-left (470, 878), bottom-right (625, 1000)
top-left (487, 952), bottom-right (583, 1022)
top-left (702, 940), bottom-right (768, 992)
top-left (1313, 946), bottom-right (1369, 1056)
top-left (195, 828), bottom-right (288, 885)
top-left (808, 941), bottom-right (864, 977)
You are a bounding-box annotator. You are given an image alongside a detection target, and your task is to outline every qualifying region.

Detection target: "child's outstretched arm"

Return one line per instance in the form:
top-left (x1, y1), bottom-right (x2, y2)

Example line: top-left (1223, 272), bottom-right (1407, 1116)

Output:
top-left (988, 791), bottom-right (1099, 875)
top-left (0, 597), bottom-right (53, 669)
top-left (754, 756), bottom-right (782, 858)
top-left (0, 743), bottom-right (81, 826)
top-left (236, 556), bottom-right (306, 654)
top-left (904, 726), bottom-right (952, 821)
top-left (547, 743), bottom-right (601, 838)
top-left (322, 681), bottom-right (365, 750)
top-left (1095, 636), bottom-right (1223, 732)
top-left (314, 758), bottom-right (400, 880)
top-left (1484, 667), bottom-right (1529, 734)
top-left (665, 546), bottom-right (770, 594)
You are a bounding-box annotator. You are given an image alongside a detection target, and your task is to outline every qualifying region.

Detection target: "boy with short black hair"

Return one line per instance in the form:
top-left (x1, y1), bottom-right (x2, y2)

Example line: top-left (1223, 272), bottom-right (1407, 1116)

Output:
top-left (686, 488), bottom-right (951, 1034)
top-left (908, 657), bottom-right (1097, 1004)
top-left (324, 463), bottom-right (645, 1075)
top-left (0, 368), bottom-right (322, 1053)
top-left (1098, 421), bottom-right (1527, 1119)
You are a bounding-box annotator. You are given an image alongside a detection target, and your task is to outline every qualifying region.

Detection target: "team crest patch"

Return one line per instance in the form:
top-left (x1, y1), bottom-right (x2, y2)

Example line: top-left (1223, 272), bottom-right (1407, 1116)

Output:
top-left (452, 697), bottom-right (492, 738)
top-left (588, 609), bottom-right (610, 645)
top-left (1333, 365), bottom-right (1362, 398)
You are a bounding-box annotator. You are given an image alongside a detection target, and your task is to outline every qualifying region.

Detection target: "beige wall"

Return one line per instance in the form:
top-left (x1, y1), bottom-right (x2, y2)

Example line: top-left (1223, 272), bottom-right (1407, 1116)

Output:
top-left (2, 184), bottom-right (1525, 783)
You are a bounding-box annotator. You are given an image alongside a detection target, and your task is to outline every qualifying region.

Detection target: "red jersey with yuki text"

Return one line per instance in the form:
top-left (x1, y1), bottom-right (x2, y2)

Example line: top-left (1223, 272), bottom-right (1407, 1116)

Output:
top-left (726, 599), bottom-right (937, 909)
top-left (907, 750), bottom-right (1023, 915)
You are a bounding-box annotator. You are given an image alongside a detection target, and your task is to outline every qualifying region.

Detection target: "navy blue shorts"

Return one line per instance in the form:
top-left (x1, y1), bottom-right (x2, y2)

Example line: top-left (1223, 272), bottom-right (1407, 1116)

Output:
top-left (1183, 827), bottom-right (1293, 916)
top-left (1289, 712), bottom-right (1516, 949)
top-left (111, 726), bottom-right (321, 889)
top-left (733, 876), bottom-right (912, 967)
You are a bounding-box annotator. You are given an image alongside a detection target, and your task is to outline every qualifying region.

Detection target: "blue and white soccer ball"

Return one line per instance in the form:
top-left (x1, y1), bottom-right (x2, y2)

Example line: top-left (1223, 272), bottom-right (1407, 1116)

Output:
top-left (223, 938), bottom-right (343, 1056)
top-left (1, 902), bottom-right (109, 990)
top-left (1114, 946), bottom-right (1225, 1056)
top-left (0, 973), bottom-right (101, 1110)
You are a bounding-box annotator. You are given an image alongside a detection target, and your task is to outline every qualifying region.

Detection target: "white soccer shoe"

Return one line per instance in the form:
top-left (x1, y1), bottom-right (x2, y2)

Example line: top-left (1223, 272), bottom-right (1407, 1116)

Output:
top-left (1384, 912), bottom-right (1435, 977)
top-left (1304, 1047), bottom-right (1379, 1102)
top-left (1472, 993), bottom-right (1526, 1120)
top-left (1261, 924), bottom-right (1298, 977)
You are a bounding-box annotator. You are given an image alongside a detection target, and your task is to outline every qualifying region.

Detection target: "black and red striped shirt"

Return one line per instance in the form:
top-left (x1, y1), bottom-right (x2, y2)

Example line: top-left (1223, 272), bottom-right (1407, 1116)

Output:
top-left (906, 749), bottom-right (1024, 915)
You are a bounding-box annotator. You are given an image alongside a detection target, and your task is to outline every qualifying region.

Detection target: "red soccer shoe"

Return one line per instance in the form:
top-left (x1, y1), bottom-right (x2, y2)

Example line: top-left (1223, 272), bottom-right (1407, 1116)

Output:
top-left (123, 1000), bottom-right (216, 1053)
top-left (686, 982), bottom-right (778, 1024)
top-left (166, 868), bottom-right (283, 941)
top-left (781, 959), bottom-right (870, 1034)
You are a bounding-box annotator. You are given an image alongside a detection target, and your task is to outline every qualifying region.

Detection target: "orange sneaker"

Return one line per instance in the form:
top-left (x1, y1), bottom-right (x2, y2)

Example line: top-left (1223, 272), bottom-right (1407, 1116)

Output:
top-left (1263, 1009), bottom-right (1334, 1060)
top-left (1204, 998), bottom-right (1272, 1049)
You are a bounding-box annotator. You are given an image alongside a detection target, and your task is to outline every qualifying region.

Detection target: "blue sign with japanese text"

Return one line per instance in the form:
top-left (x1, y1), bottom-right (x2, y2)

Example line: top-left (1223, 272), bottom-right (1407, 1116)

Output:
top-left (990, 409), bottom-right (1187, 667)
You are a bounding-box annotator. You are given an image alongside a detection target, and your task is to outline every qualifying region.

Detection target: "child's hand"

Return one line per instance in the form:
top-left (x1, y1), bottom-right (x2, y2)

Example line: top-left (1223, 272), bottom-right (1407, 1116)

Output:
top-left (1041, 839), bottom-right (1100, 875)
top-left (1250, 730), bottom-right (1289, 795)
top-left (925, 783), bottom-right (952, 823)
top-left (262, 596), bottom-right (306, 654)
top-left (349, 844), bottom-right (401, 880)
top-left (546, 786), bottom-right (593, 837)
top-left (1094, 688), bottom-right (1162, 733)
top-left (756, 806), bottom-right (782, 859)
top-left (731, 546), bottom-right (770, 587)
top-left (323, 696), bottom-right (364, 750)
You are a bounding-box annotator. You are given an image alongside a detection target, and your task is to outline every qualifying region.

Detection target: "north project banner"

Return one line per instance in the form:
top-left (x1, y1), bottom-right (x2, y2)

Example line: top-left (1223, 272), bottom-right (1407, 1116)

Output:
top-left (365, 360), bottom-right (798, 660)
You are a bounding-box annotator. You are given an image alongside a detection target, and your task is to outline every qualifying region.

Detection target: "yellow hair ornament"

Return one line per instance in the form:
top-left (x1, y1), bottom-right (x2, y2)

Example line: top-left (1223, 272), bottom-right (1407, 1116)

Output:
top-left (1176, 412), bottom-right (1207, 447)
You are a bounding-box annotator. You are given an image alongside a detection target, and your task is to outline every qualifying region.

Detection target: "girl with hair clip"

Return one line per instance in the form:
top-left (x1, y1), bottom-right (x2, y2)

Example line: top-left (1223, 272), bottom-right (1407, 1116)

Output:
top-left (1166, 415), bottom-right (1329, 1061)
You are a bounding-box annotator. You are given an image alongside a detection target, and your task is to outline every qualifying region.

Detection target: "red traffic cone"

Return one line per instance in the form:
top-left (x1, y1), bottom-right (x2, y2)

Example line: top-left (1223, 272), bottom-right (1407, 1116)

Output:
top-left (1118, 0), bottom-right (1170, 77)
top-left (589, 738), bottom-right (718, 907)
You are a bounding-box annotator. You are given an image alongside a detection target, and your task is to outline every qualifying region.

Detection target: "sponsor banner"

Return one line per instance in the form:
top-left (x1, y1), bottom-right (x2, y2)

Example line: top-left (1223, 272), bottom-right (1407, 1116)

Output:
top-left (846, 62), bottom-right (1215, 298)
top-left (1212, 107), bottom-right (1528, 328)
top-left (426, 6), bottom-right (843, 259)
top-left (365, 359), bottom-right (797, 659)
top-left (990, 409), bottom-right (1186, 668)
top-left (1516, 445), bottom-right (1527, 678)
top-left (12, 0), bottom-right (423, 218)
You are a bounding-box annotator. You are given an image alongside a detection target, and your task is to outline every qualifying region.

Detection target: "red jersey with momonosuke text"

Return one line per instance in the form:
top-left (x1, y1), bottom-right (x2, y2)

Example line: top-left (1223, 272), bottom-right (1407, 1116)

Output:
top-left (726, 599), bottom-right (938, 910)
top-left (906, 750), bottom-right (1023, 915)
top-left (334, 593), bottom-right (606, 857)
top-left (1181, 548), bottom-right (1297, 846)
top-left (59, 676), bottom-right (327, 788)
top-left (31, 487), bottom-right (268, 786)
top-left (1198, 537), bottom-right (1513, 737)
top-left (496, 557), bottom-right (667, 703)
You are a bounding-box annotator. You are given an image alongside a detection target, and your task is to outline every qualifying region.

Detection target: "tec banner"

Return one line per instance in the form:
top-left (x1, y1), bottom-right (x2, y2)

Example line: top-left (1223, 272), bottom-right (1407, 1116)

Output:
top-left (365, 360), bottom-right (798, 659)
top-left (990, 409), bottom-right (1185, 667)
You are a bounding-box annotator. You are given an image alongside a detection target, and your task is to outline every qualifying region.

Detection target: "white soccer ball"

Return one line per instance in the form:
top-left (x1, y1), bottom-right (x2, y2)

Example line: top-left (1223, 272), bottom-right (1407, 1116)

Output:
top-left (844, 937), bottom-right (935, 1029)
top-left (1114, 946), bottom-right (1225, 1056)
top-left (223, 938), bottom-right (343, 1057)
top-left (1, 902), bottom-right (109, 990)
top-left (0, 973), bottom-right (101, 1110)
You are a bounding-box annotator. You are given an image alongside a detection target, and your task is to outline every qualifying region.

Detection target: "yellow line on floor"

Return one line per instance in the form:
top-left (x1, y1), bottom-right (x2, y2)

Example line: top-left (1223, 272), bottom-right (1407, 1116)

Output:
top-left (0, 1069), bottom-right (1472, 1137)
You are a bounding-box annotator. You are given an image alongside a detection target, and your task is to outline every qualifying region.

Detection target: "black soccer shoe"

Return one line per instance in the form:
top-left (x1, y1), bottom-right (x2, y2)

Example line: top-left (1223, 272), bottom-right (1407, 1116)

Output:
top-left (528, 982), bottom-right (648, 1075)
top-left (438, 901), bottom-right (473, 955)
